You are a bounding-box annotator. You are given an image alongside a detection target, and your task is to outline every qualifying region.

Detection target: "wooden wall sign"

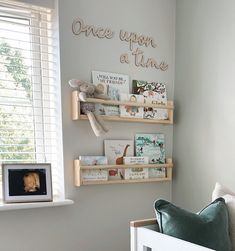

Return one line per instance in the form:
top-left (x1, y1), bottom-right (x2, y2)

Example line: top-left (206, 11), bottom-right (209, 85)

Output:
top-left (131, 48), bottom-right (168, 71)
top-left (72, 17), bottom-right (114, 39)
top-left (72, 17), bottom-right (168, 71)
top-left (119, 30), bottom-right (157, 51)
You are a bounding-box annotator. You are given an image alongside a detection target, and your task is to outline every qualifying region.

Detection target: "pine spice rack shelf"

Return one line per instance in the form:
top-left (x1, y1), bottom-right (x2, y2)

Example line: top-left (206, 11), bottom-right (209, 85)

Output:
top-left (71, 90), bottom-right (174, 124)
top-left (74, 158), bottom-right (173, 186)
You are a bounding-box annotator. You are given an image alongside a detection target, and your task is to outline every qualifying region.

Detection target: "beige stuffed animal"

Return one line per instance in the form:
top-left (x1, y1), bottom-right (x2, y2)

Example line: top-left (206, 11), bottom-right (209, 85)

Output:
top-left (69, 79), bottom-right (110, 136)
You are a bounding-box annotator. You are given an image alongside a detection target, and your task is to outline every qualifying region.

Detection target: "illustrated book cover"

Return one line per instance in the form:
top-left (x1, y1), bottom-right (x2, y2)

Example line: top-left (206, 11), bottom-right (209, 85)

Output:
top-left (123, 156), bottom-right (149, 180)
top-left (132, 80), bottom-right (168, 120)
top-left (104, 140), bottom-right (134, 180)
top-left (135, 133), bottom-right (166, 178)
top-left (79, 156), bottom-right (108, 181)
top-left (119, 93), bottom-right (144, 118)
top-left (92, 71), bottom-right (129, 116)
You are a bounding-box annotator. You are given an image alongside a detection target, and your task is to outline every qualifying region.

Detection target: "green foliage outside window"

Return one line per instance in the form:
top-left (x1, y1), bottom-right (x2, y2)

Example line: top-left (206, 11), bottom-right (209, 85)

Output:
top-left (0, 42), bottom-right (35, 162)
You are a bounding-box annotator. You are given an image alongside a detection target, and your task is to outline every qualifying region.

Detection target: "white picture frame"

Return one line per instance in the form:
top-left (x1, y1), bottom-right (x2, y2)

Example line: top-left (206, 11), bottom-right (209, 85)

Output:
top-left (2, 163), bottom-right (53, 203)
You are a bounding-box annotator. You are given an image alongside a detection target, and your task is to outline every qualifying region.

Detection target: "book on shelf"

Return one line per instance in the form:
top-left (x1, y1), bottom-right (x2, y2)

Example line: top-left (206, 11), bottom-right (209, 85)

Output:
top-left (148, 167), bottom-right (166, 178)
top-left (132, 80), bottom-right (168, 120)
top-left (119, 93), bottom-right (144, 118)
top-left (135, 133), bottom-right (166, 178)
top-left (104, 140), bottom-right (134, 180)
top-left (79, 156), bottom-right (108, 181)
top-left (123, 156), bottom-right (149, 180)
top-left (92, 71), bottom-right (129, 116)
top-left (123, 156), bottom-right (149, 165)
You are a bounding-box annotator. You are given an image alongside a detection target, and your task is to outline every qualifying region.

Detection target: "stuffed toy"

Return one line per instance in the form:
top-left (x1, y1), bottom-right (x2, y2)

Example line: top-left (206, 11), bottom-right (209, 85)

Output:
top-left (69, 79), bottom-right (110, 136)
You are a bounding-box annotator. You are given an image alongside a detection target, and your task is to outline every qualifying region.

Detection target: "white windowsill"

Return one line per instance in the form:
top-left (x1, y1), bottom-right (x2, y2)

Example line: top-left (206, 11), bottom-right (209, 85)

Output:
top-left (0, 199), bottom-right (74, 211)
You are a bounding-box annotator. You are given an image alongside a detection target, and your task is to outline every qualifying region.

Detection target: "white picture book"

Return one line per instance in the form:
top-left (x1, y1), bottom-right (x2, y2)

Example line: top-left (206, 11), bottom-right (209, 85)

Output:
top-left (143, 91), bottom-right (168, 120)
top-left (123, 156), bottom-right (149, 165)
top-left (135, 133), bottom-right (166, 178)
top-left (92, 71), bottom-right (129, 116)
top-left (104, 140), bottom-right (134, 180)
top-left (148, 167), bottom-right (166, 178)
top-left (124, 168), bottom-right (149, 180)
top-left (119, 93), bottom-right (144, 118)
top-left (79, 156), bottom-right (108, 181)
top-left (132, 80), bottom-right (168, 120)
top-left (135, 133), bottom-right (165, 164)
top-left (123, 157), bottom-right (149, 180)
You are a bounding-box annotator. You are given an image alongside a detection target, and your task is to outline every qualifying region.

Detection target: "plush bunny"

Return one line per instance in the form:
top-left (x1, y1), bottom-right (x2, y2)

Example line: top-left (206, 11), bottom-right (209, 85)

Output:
top-left (69, 79), bottom-right (110, 136)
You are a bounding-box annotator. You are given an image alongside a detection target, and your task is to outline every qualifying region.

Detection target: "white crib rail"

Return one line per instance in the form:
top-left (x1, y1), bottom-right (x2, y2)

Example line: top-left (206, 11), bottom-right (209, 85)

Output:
top-left (130, 219), bottom-right (215, 251)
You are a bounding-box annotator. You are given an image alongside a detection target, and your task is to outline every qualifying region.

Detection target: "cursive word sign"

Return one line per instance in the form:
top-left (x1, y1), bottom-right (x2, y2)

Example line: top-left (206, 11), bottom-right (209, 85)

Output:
top-left (131, 48), bottom-right (168, 71)
top-left (119, 30), bottom-right (157, 50)
top-left (72, 17), bottom-right (114, 39)
top-left (72, 17), bottom-right (168, 71)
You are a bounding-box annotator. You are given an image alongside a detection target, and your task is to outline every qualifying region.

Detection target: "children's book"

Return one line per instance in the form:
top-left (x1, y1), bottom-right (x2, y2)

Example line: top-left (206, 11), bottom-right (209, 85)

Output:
top-left (123, 156), bottom-right (149, 180)
top-left (132, 80), bottom-right (168, 120)
top-left (148, 167), bottom-right (166, 178)
top-left (132, 80), bottom-right (166, 95)
top-left (119, 93), bottom-right (144, 118)
top-left (79, 156), bottom-right (108, 181)
top-left (123, 156), bottom-right (149, 165)
top-left (104, 140), bottom-right (134, 180)
top-left (124, 167), bottom-right (149, 180)
top-left (92, 71), bottom-right (129, 116)
top-left (135, 133), bottom-right (166, 178)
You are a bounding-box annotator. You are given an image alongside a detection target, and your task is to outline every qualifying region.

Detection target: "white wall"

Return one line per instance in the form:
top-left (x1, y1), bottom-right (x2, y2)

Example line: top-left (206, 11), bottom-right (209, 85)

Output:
top-left (173, 0), bottom-right (235, 211)
top-left (0, 1), bottom-right (175, 251)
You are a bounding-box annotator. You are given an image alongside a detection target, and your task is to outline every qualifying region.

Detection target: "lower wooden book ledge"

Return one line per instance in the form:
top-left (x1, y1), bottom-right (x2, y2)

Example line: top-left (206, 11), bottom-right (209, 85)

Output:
top-left (80, 177), bottom-right (172, 186)
top-left (74, 158), bottom-right (173, 187)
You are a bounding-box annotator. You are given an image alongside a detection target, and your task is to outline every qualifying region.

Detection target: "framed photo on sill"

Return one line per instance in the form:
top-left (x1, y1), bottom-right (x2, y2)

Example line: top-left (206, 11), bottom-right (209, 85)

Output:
top-left (2, 163), bottom-right (52, 203)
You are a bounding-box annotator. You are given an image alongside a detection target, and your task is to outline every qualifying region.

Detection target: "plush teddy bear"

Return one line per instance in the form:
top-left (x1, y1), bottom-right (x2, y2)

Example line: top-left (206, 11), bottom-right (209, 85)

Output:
top-left (69, 79), bottom-right (110, 136)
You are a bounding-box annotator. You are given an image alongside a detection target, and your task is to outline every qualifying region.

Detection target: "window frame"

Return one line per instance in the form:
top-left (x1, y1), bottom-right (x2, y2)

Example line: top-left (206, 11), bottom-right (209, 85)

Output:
top-left (0, 0), bottom-right (68, 205)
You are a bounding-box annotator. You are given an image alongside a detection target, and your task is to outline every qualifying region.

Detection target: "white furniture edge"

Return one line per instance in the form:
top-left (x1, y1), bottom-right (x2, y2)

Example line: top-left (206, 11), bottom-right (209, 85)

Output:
top-left (0, 199), bottom-right (74, 211)
top-left (130, 219), bottom-right (215, 251)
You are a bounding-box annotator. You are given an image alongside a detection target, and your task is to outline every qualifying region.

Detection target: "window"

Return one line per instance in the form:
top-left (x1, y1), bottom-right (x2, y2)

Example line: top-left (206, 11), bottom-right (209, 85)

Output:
top-left (0, 0), bottom-right (64, 200)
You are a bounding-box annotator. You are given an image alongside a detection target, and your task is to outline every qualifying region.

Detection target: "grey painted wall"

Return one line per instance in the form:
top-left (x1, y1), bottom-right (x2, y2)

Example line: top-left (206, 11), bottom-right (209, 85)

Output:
top-left (17, 0), bottom-right (54, 8)
top-left (173, 0), bottom-right (235, 211)
top-left (0, 0), bottom-right (175, 251)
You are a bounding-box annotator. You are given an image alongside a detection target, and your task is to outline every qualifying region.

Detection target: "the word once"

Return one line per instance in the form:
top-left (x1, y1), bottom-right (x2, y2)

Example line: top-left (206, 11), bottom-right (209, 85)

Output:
top-left (72, 17), bottom-right (114, 39)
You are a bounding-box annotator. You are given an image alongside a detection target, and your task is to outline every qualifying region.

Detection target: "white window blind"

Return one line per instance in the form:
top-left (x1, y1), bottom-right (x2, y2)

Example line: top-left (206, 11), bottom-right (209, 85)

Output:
top-left (0, 0), bottom-right (64, 199)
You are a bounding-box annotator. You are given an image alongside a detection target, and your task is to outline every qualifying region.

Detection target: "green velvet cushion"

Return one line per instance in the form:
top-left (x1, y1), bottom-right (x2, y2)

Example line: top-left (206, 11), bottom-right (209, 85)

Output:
top-left (154, 198), bottom-right (231, 251)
